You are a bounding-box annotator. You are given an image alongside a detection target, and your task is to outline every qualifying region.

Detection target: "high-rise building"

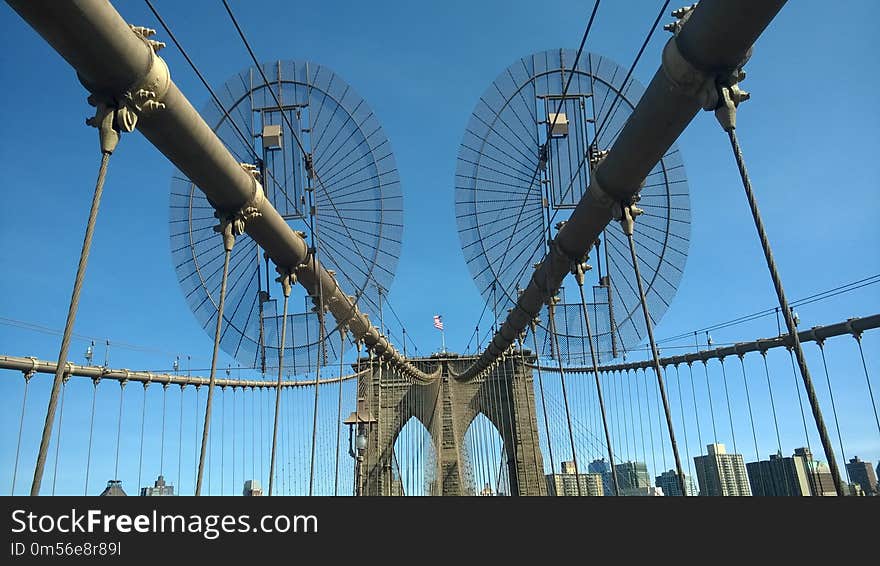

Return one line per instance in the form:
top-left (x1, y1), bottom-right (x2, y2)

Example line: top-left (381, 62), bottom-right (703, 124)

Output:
top-left (624, 486), bottom-right (665, 496)
top-left (243, 479), bottom-right (263, 496)
top-left (588, 458), bottom-right (614, 496)
top-left (614, 461), bottom-right (650, 496)
top-left (693, 443), bottom-right (752, 496)
top-left (545, 461), bottom-right (604, 496)
top-left (845, 483), bottom-right (865, 497)
top-left (746, 452), bottom-right (810, 496)
top-left (845, 456), bottom-right (877, 496)
top-left (794, 447), bottom-right (837, 496)
top-left (99, 480), bottom-right (127, 496)
top-left (655, 469), bottom-right (698, 496)
top-left (140, 475), bottom-right (174, 496)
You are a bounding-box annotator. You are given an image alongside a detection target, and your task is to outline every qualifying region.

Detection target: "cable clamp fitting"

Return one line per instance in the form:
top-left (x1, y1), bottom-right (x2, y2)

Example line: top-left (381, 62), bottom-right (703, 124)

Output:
top-left (714, 81), bottom-right (750, 132)
top-left (275, 268), bottom-right (296, 298)
top-left (620, 201), bottom-right (644, 236)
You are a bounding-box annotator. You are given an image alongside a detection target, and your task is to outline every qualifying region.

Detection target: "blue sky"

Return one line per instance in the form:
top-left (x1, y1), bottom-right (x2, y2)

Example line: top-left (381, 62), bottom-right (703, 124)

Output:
top-left (0, 0), bottom-right (878, 495)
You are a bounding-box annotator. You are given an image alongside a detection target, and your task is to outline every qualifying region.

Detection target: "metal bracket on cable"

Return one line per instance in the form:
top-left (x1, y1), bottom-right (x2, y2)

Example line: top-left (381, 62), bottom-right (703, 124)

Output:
top-left (662, 4), bottom-right (752, 132)
top-left (213, 174), bottom-right (263, 251)
top-left (660, 3), bottom-right (751, 114)
top-left (571, 259), bottom-right (592, 287)
top-left (85, 98), bottom-right (122, 155)
top-left (275, 268), bottom-right (296, 299)
top-left (714, 81), bottom-right (751, 132)
top-left (82, 25), bottom-right (170, 137)
top-left (619, 200), bottom-right (644, 237)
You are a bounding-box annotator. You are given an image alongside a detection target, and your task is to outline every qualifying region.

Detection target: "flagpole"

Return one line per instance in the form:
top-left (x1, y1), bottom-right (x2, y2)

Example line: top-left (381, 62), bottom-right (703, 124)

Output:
top-left (441, 328), bottom-right (446, 354)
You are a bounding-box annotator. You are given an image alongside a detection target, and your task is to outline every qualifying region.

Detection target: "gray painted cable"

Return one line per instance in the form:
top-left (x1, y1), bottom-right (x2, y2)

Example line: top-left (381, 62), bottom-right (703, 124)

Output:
top-left (576, 280), bottom-right (620, 495)
top-left (83, 380), bottom-right (99, 495)
top-left (31, 151), bottom-right (112, 495)
top-left (854, 334), bottom-right (880, 435)
top-left (530, 327), bottom-right (556, 489)
top-left (50, 380), bottom-right (68, 495)
top-left (625, 219), bottom-right (686, 496)
top-left (113, 382), bottom-right (125, 480)
top-left (11, 373), bottom-right (31, 495)
top-left (268, 290), bottom-right (290, 496)
top-left (816, 342), bottom-right (849, 483)
top-left (547, 301), bottom-right (582, 495)
top-left (726, 127), bottom-right (843, 495)
top-left (195, 234), bottom-right (233, 496)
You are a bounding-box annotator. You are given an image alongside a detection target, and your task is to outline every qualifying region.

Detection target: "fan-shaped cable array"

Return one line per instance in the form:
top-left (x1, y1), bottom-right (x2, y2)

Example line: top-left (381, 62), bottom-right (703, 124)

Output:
top-left (171, 60), bottom-right (403, 377)
top-left (455, 49), bottom-right (691, 363)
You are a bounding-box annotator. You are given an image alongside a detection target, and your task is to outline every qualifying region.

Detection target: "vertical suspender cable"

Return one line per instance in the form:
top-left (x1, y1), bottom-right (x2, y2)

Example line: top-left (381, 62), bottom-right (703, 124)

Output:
top-left (500, 350), bottom-right (521, 494)
top-left (634, 368), bottom-right (647, 470)
top-left (626, 369), bottom-right (636, 463)
top-left (853, 332), bottom-right (880, 435)
top-left (760, 351), bottom-right (783, 454)
top-left (717, 96), bottom-right (843, 494)
top-left (138, 383), bottom-right (148, 493)
top-left (574, 263), bottom-right (619, 495)
top-left (308, 142), bottom-right (326, 495)
top-left (11, 371), bottom-right (33, 495)
top-left (268, 273), bottom-right (292, 496)
top-left (519, 338), bottom-right (543, 490)
top-left (719, 358), bottom-right (737, 454)
top-left (673, 364), bottom-right (693, 487)
top-left (737, 354), bottom-right (761, 469)
top-left (84, 378), bottom-right (99, 495)
top-left (687, 362), bottom-right (703, 455)
top-left (787, 348), bottom-right (814, 456)
top-left (234, 386), bottom-right (239, 492)
top-left (113, 381), bottom-right (126, 481)
top-left (250, 386), bottom-right (256, 483)
top-left (160, 384), bottom-right (168, 477)
top-left (701, 359), bottom-right (718, 443)
top-left (530, 321), bottom-right (556, 488)
top-left (334, 330), bottom-right (346, 495)
top-left (196, 220), bottom-right (236, 495)
top-left (195, 385), bottom-right (200, 492)
top-left (221, 386), bottom-right (225, 495)
top-left (817, 340), bottom-right (849, 482)
top-left (547, 299), bottom-right (582, 495)
top-left (178, 385), bottom-right (184, 493)
top-left (242, 385), bottom-right (246, 491)
top-left (309, 311), bottom-right (324, 496)
top-left (642, 367), bottom-right (657, 479)
top-left (655, 363), bottom-right (668, 472)
top-left (621, 204), bottom-right (685, 495)
top-left (51, 377), bottom-right (69, 495)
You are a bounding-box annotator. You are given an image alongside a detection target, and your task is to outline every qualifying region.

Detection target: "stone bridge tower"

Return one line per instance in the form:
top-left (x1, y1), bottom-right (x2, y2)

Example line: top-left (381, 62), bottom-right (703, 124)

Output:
top-left (355, 352), bottom-right (547, 496)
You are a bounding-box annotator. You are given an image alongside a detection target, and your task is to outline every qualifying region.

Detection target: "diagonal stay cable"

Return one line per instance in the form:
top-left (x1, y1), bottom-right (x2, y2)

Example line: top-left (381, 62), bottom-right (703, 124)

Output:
top-left (221, 0), bottom-right (400, 347)
top-left (548, 0), bottom-right (671, 232)
top-left (489, 1), bottom-right (601, 307)
top-left (144, 0), bottom-right (257, 162)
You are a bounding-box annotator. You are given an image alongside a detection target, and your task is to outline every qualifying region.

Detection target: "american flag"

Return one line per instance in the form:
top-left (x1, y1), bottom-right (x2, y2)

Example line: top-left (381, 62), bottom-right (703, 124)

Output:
top-left (433, 315), bottom-right (444, 331)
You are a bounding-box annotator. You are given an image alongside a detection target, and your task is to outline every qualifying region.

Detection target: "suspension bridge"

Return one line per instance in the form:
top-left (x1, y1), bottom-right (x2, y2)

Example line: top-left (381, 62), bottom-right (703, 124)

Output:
top-left (1, 0), bottom-right (878, 498)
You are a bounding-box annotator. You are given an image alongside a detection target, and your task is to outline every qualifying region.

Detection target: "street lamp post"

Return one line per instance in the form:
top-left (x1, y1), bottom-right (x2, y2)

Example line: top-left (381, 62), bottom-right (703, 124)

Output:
top-left (344, 397), bottom-right (377, 496)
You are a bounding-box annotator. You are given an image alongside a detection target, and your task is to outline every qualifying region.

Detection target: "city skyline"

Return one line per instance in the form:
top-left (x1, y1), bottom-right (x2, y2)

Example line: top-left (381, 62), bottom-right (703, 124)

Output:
top-left (1, 0), bottom-right (877, 497)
